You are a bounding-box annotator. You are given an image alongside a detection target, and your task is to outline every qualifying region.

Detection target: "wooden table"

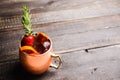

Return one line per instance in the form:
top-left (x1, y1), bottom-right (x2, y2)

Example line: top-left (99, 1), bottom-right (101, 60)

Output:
top-left (0, 0), bottom-right (120, 80)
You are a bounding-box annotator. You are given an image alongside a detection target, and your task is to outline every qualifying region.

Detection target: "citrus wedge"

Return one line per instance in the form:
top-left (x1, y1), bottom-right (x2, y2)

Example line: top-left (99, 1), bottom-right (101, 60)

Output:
top-left (20, 46), bottom-right (39, 55)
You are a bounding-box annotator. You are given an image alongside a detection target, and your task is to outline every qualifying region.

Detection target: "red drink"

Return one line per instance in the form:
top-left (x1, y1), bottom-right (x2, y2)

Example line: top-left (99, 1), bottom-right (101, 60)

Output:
top-left (33, 32), bottom-right (51, 54)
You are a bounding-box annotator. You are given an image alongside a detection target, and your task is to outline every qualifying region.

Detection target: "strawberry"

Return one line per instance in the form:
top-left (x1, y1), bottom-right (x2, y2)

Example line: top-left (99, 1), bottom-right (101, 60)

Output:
top-left (21, 34), bottom-right (34, 46)
top-left (21, 5), bottom-right (34, 46)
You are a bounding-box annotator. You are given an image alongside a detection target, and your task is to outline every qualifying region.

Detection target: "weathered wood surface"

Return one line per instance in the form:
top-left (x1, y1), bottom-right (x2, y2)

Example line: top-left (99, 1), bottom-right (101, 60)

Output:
top-left (0, 0), bottom-right (120, 17)
top-left (0, 14), bottom-right (120, 80)
top-left (1, 45), bottom-right (120, 80)
top-left (0, 0), bottom-right (120, 30)
top-left (0, 0), bottom-right (120, 80)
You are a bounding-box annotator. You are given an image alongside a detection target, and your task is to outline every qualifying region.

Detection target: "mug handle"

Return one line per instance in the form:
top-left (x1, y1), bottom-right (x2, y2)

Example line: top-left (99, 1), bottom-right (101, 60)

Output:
top-left (50, 53), bottom-right (62, 69)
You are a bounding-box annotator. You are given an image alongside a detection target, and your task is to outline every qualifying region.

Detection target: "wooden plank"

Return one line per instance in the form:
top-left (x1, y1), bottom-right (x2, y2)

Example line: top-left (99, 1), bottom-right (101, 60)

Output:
top-left (0, 0), bottom-right (120, 16)
top-left (32, 0), bottom-right (120, 25)
top-left (33, 15), bottom-right (120, 53)
top-left (1, 45), bottom-right (120, 80)
top-left (0, 0), bottom-right (120, 30)
top-left (52, 26), bottom-right (120, 53)
top-left (33, 14), bottom-right (120, 38)
top-left (48, 45), bottom-right (120, 80)
top-left (1, 14), bottom-right (120, 32)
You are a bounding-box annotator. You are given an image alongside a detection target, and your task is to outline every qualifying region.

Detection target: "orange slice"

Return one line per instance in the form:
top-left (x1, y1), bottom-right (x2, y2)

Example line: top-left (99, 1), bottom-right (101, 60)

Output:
top-left (20, 46), bottom-right (39, 55)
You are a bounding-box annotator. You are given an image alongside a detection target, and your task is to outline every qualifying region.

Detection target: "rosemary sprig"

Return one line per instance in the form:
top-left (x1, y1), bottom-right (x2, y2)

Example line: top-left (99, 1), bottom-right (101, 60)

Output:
top-left (21, 5), bottom-right (33, 36)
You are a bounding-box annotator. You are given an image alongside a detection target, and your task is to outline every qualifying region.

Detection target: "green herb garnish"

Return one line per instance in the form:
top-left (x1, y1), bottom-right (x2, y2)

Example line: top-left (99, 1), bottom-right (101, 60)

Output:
top-left (21, 5), bottom-right (33, 36)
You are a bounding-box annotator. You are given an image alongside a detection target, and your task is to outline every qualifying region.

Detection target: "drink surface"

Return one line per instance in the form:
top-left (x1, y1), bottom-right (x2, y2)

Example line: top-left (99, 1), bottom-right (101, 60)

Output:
top-left (21, 32), bottom-right (51, 55)
top-left (34, 40), bottom-right (51, 54)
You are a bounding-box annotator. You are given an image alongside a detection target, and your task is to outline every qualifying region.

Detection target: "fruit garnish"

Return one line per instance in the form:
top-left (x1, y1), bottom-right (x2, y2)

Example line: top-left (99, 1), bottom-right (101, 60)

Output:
top-left (33, 32), bottom-right (51, 53)
top-left (21, 34), bottom-right (34, 46)
top-left (20, 46), bottom-right (39, 54)
top-left (36, 32), bottom-right (49, 44)
top-left (21, 5), bottom-right (34, 46)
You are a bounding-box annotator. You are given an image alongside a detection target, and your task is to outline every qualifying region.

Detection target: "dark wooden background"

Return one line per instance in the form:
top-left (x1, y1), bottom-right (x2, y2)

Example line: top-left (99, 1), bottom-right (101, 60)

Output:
top-left (0, 0), bottom-right (120, 80)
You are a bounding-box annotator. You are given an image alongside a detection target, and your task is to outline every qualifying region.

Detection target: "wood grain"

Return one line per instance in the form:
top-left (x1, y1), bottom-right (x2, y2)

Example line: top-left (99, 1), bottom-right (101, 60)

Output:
top-left (0, 0), bottom-right (120, 30)
top-left (0, 0), bottom-right (120, 16)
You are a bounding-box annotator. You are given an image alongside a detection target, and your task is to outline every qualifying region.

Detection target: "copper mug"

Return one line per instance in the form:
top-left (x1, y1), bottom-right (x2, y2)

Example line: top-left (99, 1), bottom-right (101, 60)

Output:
top-left (19, 32), bottom-right (62, 74)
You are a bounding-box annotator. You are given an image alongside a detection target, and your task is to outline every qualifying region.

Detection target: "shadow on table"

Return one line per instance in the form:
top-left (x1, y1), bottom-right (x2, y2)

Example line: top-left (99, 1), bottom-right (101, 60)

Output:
top-left (0, 61), bottom-right (55, 80)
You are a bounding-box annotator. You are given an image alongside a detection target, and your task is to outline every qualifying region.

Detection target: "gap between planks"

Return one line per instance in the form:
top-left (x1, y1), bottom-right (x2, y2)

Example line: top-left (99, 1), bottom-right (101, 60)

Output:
top-left (55, 43), bottom-right (120, 54)
top-left (1, 42), bottom-right (120, 65)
